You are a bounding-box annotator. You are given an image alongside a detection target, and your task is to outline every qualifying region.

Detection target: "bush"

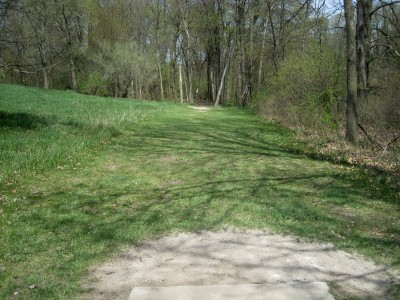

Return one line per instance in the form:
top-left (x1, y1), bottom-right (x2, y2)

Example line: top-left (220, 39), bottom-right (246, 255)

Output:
top-left (0, 69), bottom-right (7, 83)
top-left (359, 68), bottom-right (400, 129)
top-left (80, 71), bottom-right (109, 97)
top-left (256, 44), bottom-right (346, 132)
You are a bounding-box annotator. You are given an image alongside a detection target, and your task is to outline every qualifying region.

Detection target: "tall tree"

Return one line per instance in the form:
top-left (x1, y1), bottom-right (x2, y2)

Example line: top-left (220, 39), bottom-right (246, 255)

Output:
top-left (23, 0), bottom-right (55, 89)
top-left (356, 0), bottom-right (372, 104)
top-left (344, 0), bottom-right (358, 142)
top-left (54, 0), bottom-right (83, 91)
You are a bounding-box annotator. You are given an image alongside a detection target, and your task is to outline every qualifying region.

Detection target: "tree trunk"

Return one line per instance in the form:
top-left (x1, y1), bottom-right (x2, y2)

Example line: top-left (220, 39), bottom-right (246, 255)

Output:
top-left (184, 68), bottom-right (189, 102)
top-left (215, 62), bottom-right (229, 106)
top-left (70, 57), bottom-right (77, 91)
top-left (267, 1), bottom-right (279, 73)
top-left (344, 0), bottom-right (358, 142)
top-left (258, 21), bottom-right (267, 90)
top-left (43, 67), bottom-right (49, 90)
top-left (210, 69), bottom-right (216, 102)
top-left (237, 0), bottom-right (245, 103)
top-left (356, 0), bottom-right (367, 103)
top-left (156, 47), bottom-right (164, 100)
top-left (356, 0), bottom-right (372, 105)
top-left (182, 17), bottom-right (193, 103)
top-left (186, 64), bottom-right (193, 103)
top-left (207, 49), bottom-right (213, 102)
top-left (364, 0), bottom-right (372, 83)
top-left (247, 13), bottom-right (256, 103)
top-left (179, 64), bottom-right (184, 103)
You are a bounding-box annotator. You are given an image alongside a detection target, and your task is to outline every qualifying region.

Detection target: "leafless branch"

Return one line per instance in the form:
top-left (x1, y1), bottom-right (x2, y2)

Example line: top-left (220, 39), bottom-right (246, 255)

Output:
top-left (358, 123), bottom-right (383, 148)
top-left (370, 0), bottom-right (400, 17)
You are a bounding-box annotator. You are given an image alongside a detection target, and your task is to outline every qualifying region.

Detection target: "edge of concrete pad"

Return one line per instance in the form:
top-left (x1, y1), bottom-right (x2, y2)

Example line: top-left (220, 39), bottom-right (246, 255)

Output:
top-left (129, 282), bottom-right (335, 300)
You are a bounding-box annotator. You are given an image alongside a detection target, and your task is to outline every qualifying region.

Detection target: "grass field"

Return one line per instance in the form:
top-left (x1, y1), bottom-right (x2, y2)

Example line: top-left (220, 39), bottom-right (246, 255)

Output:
top-left (0, 84), bottom-right (399, 299)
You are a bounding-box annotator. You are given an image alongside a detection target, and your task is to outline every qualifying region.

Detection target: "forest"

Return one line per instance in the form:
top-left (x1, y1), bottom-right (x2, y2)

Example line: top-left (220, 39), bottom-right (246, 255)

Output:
top-left (1, 1), bottom-right (399, 154)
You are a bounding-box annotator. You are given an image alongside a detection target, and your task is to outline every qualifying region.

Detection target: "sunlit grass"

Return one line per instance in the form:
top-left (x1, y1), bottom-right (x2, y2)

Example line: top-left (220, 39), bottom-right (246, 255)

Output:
top-left (0, 84), bottom-right (163, 187)
top-left (0, 84), bottom-right (399, 299)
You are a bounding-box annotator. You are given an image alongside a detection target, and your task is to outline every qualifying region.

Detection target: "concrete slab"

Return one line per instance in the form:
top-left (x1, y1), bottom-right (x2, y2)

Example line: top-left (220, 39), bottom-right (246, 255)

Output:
top-left (129, 282), bottom-right (335, 300)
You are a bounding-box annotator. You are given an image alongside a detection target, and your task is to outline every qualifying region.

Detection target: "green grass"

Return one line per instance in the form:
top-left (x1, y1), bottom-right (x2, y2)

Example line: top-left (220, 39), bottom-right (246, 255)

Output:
top-left (0, 84), bottom-right (399, 299)
top-left (0, 84), bottom-right (163, 187)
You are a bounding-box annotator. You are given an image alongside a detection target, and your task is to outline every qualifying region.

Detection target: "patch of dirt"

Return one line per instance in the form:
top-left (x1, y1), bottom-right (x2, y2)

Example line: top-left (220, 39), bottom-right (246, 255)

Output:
top-left (83, 229), bottom-right (399, 299)
top-left (188, 106), bottom-right (212, 112)
top-left (105, 164), bottom-right (118, 171)
top-left (160, 155), bottom-right (179, 164)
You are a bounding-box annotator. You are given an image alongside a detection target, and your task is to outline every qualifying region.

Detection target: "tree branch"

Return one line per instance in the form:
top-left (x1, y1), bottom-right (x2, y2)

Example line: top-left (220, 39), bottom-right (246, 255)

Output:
top-left (386, 135), bottom-right (400, 148)
top-left (358, 123), bottom-right (382, 148)
top-left (370, 0), bottom-right (400, 17)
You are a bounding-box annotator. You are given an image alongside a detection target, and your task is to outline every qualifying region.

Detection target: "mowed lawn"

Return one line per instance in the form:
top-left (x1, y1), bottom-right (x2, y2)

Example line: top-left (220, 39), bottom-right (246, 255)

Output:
top-left (0, 84), bottom-right (399, 299)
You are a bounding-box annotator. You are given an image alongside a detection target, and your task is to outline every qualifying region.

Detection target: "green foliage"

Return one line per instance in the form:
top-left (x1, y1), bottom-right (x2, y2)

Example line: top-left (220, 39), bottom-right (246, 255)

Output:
top-left (260, 44), bottom-right (345, 130)
top-left (89, 41), bottom-right (158, 98)
top-left (0, 69), bottom-right (7, 83)
top-left (80, 71), bottom-right (109, 96)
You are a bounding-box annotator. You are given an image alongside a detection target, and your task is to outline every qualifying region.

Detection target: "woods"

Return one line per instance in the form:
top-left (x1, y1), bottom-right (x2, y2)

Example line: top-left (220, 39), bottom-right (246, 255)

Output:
top-left (1, 0), bottom-right (399, 144)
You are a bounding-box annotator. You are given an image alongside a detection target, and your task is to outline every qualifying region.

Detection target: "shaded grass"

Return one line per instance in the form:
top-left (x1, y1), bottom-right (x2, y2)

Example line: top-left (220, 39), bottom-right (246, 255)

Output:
top-left (0, 85), bottom-right (399, 299)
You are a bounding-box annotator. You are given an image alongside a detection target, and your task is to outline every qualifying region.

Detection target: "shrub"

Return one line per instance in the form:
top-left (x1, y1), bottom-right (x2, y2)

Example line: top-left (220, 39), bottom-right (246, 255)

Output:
top-left (80, 71), bottom-right (109, 97)
top-left (256, 44), bottom-right (346, 133)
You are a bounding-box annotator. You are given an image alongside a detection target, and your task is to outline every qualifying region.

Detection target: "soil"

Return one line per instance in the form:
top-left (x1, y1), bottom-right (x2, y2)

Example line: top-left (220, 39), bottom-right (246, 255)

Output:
top-left (83, 228), bottom-right (399, 299)
top-left (188, 106), bottom-right (212, 112)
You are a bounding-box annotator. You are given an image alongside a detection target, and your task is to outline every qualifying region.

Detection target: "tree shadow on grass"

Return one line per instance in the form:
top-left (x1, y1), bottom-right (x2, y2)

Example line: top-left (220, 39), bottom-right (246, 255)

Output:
top-left (121, 117), bottom-right (297, 159)
top-left (25, 163), bottom-right (400, 266)
top-left (73, 108), bottom-right (398, 264)
top-left (121, 112), bottom-right (399, 206)
top-left (0, 111), bottom-right (52, 129)
top-left (9, 158), bottom-right (399, 298)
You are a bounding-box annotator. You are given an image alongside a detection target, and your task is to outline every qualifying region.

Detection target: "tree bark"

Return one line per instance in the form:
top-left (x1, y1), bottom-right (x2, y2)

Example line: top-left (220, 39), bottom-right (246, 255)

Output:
top-left (344, 0), bottom-right (358, 142)
top-left (215, 61), bottom-right (229, 106)
top-left (157, 56), bottom-right (164, 100)
top-left (356, 0), bottom-right (372, 104)
top-left (364, 0), bottom-right (372, 84)
top-left (70, 57), bottom-right (77, 91)
top-left (267, 1), bottom-right (279, 73)
top-left (237, 0), bottom-right (245, 103)
top-left (182, 17), bottom-right (193, 103)
top-left (179, 64), bottom-right (184, 103)
top-left (258, 21), bottom-right (267, 90)
top-left (43, 67), bottom-right (49, 90)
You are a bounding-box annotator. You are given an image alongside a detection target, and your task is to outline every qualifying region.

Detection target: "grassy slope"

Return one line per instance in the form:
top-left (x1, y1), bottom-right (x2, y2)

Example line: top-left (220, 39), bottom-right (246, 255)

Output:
top-left (0, 84), bottom-right (162, 186)
top-left (0, 84), bottom-right (399, 299)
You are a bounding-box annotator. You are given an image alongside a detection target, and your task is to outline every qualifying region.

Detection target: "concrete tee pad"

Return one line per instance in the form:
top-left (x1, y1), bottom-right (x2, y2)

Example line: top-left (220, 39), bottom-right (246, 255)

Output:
top-left (85, 230), bottom-right (396, 299)
top-left (129, 282), bottom-right (335, 300)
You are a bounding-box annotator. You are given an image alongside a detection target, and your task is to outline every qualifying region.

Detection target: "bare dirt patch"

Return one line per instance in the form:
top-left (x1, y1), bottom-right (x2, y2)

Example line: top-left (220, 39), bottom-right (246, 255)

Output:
top-left (105, 164), bottom-right (118, 171)
top-left (188, 106), bottom-right (212, 112)
top-left (83, 229), bottom-right (398, 299)
top-left (160, 155), bottom-right (179, 164)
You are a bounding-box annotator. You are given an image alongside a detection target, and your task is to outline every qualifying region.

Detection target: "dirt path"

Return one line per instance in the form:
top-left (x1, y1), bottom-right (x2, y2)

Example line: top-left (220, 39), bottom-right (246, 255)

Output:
top-left (84, 228), bottom-right (398, 299)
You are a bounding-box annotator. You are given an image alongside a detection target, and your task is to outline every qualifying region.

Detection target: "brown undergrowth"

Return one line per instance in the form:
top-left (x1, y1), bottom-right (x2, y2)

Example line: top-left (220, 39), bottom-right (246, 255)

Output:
top-left (275, 124), bottom-right (400, 196)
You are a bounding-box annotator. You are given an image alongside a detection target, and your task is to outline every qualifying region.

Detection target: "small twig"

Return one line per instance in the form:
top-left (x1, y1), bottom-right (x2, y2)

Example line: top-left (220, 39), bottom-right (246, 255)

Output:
top-left (358, 123), bottom-right (382, 148)
top-left (379, 135), bottom-right (400, 159)
top-left (386, 135), bottom-right (400, 148)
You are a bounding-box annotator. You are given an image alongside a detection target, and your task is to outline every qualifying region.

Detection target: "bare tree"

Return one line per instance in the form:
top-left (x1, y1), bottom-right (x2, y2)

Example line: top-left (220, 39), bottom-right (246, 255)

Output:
top-left (344, 0), bottom-right (358, 142)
